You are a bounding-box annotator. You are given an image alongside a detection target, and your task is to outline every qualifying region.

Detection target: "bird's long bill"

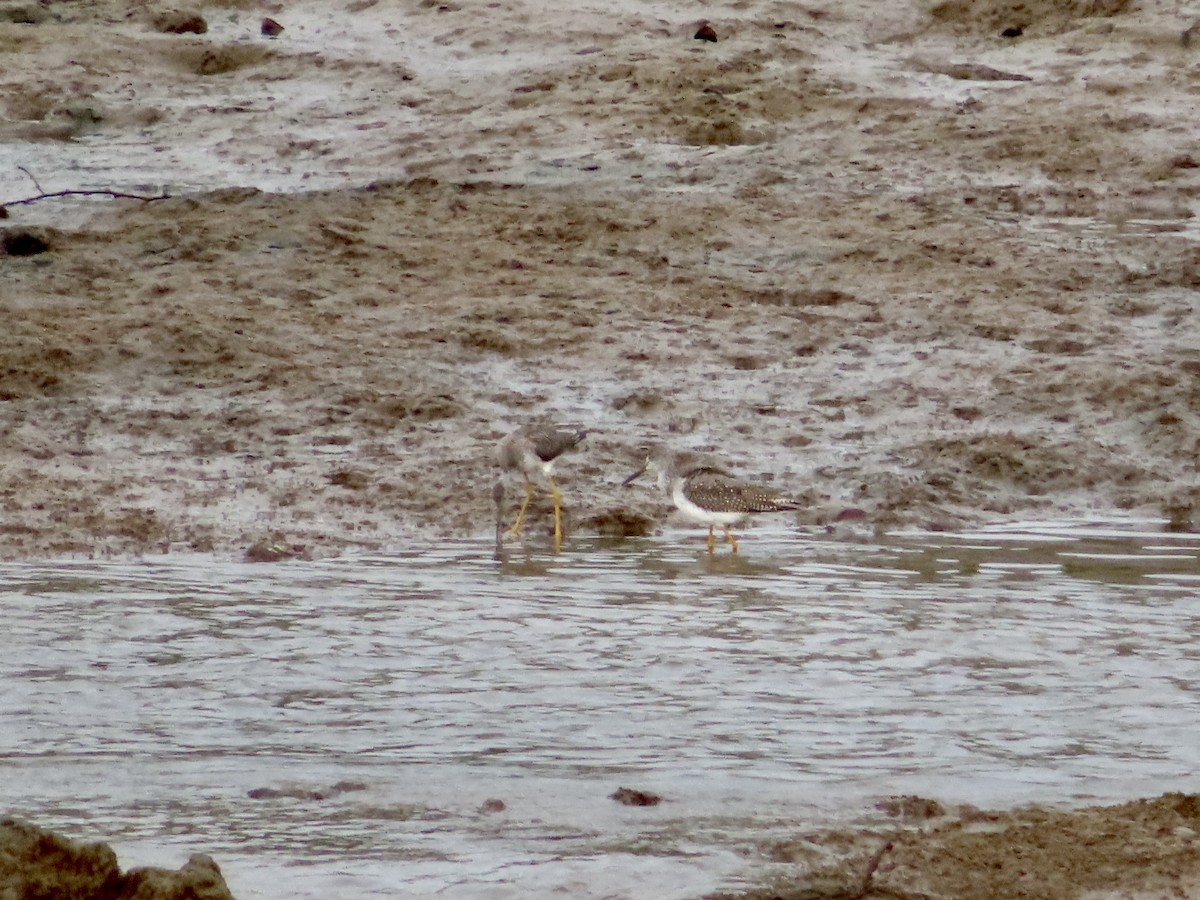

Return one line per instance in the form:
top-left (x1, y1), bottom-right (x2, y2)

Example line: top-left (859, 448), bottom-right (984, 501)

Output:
top-left (621, 465), bottom-right (646, 487)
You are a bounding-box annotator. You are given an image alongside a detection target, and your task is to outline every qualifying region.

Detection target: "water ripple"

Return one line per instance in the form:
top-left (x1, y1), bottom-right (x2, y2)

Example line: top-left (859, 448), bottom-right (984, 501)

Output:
top-left (1, 519), bottom-right (1198, 898)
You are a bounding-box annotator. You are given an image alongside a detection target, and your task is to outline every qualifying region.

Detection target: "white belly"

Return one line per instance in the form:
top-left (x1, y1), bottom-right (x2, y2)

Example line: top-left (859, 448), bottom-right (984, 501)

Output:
top-left (671, 481), bottom-right (747, 526)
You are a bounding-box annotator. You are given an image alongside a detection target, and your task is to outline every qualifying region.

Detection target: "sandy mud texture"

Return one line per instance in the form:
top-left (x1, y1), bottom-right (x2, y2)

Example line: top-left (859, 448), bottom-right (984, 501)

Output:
top-left (2, 0), bottom-right (1199, 558)
top-left (2, 0), bottom-right (1200, 895)
top-left (706, 791), bottom-right (1200, 899)
top-left (3, 794), bottom-right (1200, 900)
top-left (0, 818), bottom-right (235, 900)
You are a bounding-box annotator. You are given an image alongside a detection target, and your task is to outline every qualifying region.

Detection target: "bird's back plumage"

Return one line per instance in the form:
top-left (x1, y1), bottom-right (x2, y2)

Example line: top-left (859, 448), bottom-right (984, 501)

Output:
top-left (497, 423), bottom-right (587, 473)
top-left (681, 466), bottom-right (797, 514)
top-left (526, 424), bottom-right (587, 463)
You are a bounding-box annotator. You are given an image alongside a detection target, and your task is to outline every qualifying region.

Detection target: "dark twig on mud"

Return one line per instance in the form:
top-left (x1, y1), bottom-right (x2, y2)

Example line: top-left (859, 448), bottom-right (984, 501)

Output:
top-left (853, 840), bottom-right (894, 899)
top-left (18, 166), bottom-right (43, 193)
top-left (2, 188), bottom-right (171, 208)
top-left (2, 167), bottom-right (170, 209)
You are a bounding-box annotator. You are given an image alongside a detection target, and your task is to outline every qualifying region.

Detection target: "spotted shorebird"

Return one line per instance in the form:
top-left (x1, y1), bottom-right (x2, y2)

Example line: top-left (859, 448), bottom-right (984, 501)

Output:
top-left (496, 423), bottom-right (588, 550)
top-left (623, 446), bottom-right (797, 553)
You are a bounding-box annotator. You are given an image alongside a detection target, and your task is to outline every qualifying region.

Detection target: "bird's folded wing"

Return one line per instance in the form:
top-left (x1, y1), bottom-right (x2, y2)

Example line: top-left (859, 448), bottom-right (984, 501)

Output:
top-left (683, 468), bottom-right (795, 513)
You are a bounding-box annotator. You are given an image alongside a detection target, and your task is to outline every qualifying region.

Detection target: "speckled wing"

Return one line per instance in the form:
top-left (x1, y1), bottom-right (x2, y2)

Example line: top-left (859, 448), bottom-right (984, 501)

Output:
top-left (526, 424), bottom-right (587, 463)
top-left (681, 467), bottom-right (797, 514)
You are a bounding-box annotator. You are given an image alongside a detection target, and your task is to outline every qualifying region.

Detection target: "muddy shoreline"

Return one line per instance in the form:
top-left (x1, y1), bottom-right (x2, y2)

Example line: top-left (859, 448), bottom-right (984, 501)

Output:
top-left (3, 0), bottom-right (1200, 561)
top-left (2, 166), bottom-right (1197, 560)
top-left (3, 0), bottom-right (1200, 895)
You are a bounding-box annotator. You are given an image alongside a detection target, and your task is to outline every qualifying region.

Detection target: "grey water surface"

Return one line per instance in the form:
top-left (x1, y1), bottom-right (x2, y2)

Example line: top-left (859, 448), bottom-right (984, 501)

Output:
top-left (2, 519), bottom-right (1199, 898)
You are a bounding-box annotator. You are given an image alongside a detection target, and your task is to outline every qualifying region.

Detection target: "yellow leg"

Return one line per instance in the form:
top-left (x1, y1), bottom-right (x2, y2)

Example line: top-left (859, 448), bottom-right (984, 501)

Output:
top-left (723, 526), bottom-right (739, 554)
top-left (549, 476), bottom-right (564, 552)
top-left (506, 478), bottom-right (535, 537)
top-left (706, 526), bottom-right (716, 554)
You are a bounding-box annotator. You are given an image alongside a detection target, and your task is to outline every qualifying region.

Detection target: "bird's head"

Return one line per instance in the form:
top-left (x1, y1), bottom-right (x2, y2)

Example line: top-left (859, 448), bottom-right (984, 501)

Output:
top-left (622, 444), bottom-right (671, 487)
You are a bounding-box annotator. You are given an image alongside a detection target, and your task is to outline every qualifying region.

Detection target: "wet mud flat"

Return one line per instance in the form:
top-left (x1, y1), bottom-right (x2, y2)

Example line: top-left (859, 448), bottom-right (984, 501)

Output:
top-left (711, 791), bottom-right (1200, 900)
top-left (2, 0), bottom-right (1200, 896)
top-left (9, 792), bottom-right (1199, 900)
top-left (2, 0), bottom-right (1200, 559)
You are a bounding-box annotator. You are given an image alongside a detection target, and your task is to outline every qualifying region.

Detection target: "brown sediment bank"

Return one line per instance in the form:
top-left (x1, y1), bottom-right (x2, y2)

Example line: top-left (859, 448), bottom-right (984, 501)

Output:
top-left (2, 0), bottom-right (1199, 895)
top-left (0, 818), bottom-right (235, 899)
top-left (2, 0), bottom-right (1199, 560)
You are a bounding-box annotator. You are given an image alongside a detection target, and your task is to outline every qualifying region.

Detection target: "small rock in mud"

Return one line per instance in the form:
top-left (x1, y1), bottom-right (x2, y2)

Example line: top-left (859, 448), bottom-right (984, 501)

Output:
top-left (694, 22), bottom-right (718, 42)
top-left (611, 787), bottom-right (663, 807)
top-left (1, 229), bottom-right (50, 256)
top-left (0, 818), bottom-right (234, 900)
top-left (328, 468), bottom-right (370, 490)
top-left (153, 10), bottom-right (208, 34)
top-left (0, 5), bottom-right (45, 23)
top-left (244, 535), bottom-right (303, 562)
top-left (478, 798), bottom-right (507, 814)
top-left (122, 855), bottom-right (232, 900)
top-left (260, 17), bottom-right (284, 37)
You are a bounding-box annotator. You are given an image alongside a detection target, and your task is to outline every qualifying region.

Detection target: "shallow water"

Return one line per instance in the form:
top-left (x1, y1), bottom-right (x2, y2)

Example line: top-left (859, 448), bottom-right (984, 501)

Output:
top-left (2, 519), bottom-right (1199, 898)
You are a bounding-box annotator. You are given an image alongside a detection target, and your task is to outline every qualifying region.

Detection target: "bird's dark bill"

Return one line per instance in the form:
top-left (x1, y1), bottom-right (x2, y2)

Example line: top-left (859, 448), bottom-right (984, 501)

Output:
top-left (622, 467), bottom-right (645, 487)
